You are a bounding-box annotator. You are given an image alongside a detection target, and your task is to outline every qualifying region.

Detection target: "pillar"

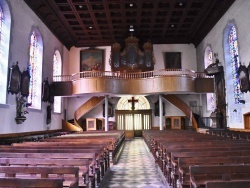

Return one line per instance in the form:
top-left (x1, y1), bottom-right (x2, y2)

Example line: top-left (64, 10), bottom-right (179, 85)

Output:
top-left (159, 95), bottom-right (163, 130)
top-left (105, 95), bottom-right (109, 131)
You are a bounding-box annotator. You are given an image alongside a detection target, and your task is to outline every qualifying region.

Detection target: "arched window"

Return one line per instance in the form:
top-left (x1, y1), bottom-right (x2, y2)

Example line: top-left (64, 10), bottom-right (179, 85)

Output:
top-left (0, 1), bottom-right (11, 104)
top-left (224, 22), bottom-right (243, 110)
top-left (116, 96), bottom-right (150, 110)
top-left (53, 50), bottom-right (62, 113)
top-left (204, 46), bottom-right (215, 111)
top-left (228, 25), bottom-right (242, 104)
top-left (27, 29), bottom-right (43, 109)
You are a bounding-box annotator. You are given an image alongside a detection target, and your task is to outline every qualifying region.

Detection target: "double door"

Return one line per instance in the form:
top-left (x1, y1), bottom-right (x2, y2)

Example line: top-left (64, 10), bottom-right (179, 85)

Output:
top-left (115, 110), bottom-right (152, 139)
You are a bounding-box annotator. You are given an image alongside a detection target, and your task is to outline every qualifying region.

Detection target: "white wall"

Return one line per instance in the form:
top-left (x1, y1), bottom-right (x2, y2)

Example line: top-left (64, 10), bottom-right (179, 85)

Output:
top-left (197, 0), bottom-right (250, 128)
top-left (0, 0), bottom-right (67, 134)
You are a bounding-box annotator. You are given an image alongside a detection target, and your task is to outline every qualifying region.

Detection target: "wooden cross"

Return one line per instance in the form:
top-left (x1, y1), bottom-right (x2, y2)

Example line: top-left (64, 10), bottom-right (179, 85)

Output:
top-left (128, 97), bottom-right (138, 110)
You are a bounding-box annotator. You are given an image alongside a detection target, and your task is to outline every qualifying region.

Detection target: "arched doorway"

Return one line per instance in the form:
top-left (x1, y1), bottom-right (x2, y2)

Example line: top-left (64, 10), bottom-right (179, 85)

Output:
top-left (116, 96), bottom-right (152, 139)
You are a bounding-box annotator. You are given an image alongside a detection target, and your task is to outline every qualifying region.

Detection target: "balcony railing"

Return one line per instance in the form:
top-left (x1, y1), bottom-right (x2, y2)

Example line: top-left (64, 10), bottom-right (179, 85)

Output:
top-left (53, 69), bottom-right (210, 82)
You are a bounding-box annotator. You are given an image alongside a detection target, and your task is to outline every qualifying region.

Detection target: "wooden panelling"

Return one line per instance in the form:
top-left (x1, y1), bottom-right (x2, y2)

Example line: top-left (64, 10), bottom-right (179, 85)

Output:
top-left (52, 82), bottom-right (72, 96)
top-left (195, 78), bottom-right (214, 93)
top-left (72, 76), bottom-right (200, 95)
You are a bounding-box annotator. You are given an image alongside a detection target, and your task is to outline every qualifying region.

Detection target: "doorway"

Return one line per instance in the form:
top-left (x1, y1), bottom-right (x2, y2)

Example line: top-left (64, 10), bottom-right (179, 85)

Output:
top-left (115, 110), bottom-right (152, 139)
top-left (115, 96), bottom-right (151, 139)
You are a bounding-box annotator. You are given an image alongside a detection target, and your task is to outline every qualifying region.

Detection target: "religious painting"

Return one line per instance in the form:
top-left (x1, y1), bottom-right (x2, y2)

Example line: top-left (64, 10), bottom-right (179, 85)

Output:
top-left (7, 62), bottom-right (21, 95)
top-left (42, 78), bottom-right (50, 102)
top-left (164, 52), bottom-right (181, 69)
top-left (20, 68), bottom-right (30, 97)
top-left (86, 118), bottom-right (96, 131)
top-left (237, 64), bottom-right (249, 93)
top-left (80, 49), bottom-right (104, 71)
top-left (172, 117), bottom-right (181, 129)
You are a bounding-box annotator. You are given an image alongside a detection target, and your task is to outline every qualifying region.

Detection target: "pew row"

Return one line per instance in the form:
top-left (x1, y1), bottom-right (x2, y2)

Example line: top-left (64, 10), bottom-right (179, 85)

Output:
top-left (0, 130), bottom-right (125, 188)
top-left (190, 165), bottom-right (250, 188)
top-left (0, 166), bottom-right (78, 187)
top-left (142, 130), bottom-right (250, 188)
top-left (0, 177), bottom-right (64, 188)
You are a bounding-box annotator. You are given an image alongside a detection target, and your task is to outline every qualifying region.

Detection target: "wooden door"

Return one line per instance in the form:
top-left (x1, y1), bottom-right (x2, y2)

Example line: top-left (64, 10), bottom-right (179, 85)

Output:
top-left (244, 112), bottom-right (250, 129)
top-left (116, 110), bottom-right (152, 139)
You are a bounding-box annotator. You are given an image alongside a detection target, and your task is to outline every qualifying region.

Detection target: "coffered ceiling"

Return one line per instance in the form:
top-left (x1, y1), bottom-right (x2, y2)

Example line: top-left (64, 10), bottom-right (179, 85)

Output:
top-left (24, 0), bottom-right (235, 50)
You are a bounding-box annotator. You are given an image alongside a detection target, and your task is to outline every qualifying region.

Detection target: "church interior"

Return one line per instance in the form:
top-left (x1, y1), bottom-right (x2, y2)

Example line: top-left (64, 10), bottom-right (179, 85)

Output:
top-left (1, 0), bottom-right (250, 187)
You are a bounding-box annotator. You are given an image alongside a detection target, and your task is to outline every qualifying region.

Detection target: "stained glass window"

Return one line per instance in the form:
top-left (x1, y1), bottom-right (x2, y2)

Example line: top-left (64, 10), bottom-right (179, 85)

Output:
top-left (0, 3), bottom-right (11, 104)
top-left (53, 50), bottom-right (62, 113)
top-left (27, 30), bottom-right (43, 109)
top-left (0, 6), bottom-right (3, 46)
top-left (0, 7), bottom-right (4, 89)
top-left (229, 25), bottom-right (242, 104)
top-left (204, 46), bottom-right (215, 111)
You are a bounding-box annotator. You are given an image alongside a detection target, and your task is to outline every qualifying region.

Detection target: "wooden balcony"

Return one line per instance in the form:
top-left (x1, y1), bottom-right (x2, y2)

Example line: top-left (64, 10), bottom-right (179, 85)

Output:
top-left (52, 69), bottom-right (214, 96)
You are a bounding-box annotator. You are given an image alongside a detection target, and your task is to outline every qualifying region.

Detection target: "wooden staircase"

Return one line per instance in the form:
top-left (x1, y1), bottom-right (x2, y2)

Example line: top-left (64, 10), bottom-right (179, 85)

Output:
top-left (62, 96), bottom-right (105, 131)
top-left (162, 94), bottom-right (198, 131)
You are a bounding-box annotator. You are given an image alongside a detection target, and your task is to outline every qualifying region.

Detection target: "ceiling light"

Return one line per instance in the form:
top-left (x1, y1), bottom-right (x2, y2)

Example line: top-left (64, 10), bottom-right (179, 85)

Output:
top-left (129, 25), bottom-right (134, 31)
top-left (79, 5), bottom-right (82, 8)
top-left (171, 24), bottom-right (175, 28)
top-left (179, 2), bottom-right (183, 6)
top-left (89, 26), bottom-right (92, 29)
top-left (130, 4), bottom-right (133, 7)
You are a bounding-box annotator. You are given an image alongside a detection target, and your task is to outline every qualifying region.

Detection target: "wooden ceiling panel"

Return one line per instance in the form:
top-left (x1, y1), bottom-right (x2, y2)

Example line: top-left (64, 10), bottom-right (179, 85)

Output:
top-left (24, 0), bottom-right (235, 49)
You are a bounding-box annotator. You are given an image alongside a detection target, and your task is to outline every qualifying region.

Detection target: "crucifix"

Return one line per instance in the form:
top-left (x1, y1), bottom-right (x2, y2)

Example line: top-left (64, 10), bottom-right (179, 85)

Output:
top-left (128, 97), bottom-right (138, 110)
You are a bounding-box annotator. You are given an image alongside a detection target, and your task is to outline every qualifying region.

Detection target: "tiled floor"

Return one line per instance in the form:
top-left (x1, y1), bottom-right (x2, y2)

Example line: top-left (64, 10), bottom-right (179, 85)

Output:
top-left (102, 138), bottom-right (167, 188)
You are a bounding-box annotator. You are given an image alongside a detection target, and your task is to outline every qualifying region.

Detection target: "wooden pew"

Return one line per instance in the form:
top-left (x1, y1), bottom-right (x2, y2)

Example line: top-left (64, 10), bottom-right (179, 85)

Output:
top-left (0, 166), bottom-right (78, 188)
top-left (0, 130), bottom-right (125, 188)
top-left (0, 157), bottom-right (89, 187)
top-left (5, 144), bottom-right (110, 177)
top-left (205, 180), bottom-right (250, 188)
top-left (166, 144), bottom-right (250, 185)
top-left (190, 164), bottom-right (250, 188)
top-left (142, 130), bottom-right (250, 188)
top-left (169, 150), bottom-right (250, 185)
top-left (0, 152), bottom-right (96, 187)
top-left (162, 142), bottom-right (250, 185)
top-left (178, 156), bottom-right (250, 188)
top-left (4, 144), bottom-right (109, 177)
top-left (0, 177), bottom-right (64, 187)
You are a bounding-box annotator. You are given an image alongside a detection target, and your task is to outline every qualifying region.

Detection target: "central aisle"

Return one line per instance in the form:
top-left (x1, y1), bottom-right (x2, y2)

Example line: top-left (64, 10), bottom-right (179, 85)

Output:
top-left (103, 138), bottom-right (166, 188)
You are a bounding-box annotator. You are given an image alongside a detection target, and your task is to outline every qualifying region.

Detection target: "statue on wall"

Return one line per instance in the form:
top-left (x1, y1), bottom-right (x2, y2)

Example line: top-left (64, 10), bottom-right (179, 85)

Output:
top-left (8, 62), bottom-right (31, 124)
top-left (15, 93), bottom-right (29, 124)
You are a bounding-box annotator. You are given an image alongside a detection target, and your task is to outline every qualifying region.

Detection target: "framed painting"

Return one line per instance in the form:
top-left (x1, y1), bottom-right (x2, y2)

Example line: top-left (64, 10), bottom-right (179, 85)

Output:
top-left (86, 118), bottom-right (96, 131)
top-left (171, 117), bottom-right (181, 129)
top-left (164, 52), bottom-right (181, 69)
top-left (238, 64), bottom-right (249, 93)
top-left (8, 62), bottom-right (21, 95)
top-left (20, 68), bottom-right (30, 97)
top-left (80, 49), bottom-right (104, 71)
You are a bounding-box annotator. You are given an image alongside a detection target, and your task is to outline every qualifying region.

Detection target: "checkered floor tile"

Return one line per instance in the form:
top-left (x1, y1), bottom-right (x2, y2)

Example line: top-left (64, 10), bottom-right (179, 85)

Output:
top-left (102, 138), bottom-right (167, 188)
